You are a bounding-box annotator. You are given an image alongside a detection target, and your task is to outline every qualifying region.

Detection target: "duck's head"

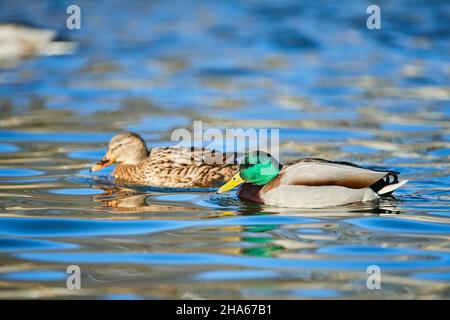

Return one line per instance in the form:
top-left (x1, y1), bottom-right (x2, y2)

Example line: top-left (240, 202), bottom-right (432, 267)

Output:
top-left (217, 151), bottom-right (281, 193)
top-left (90, 131), bottom-right (149, 172)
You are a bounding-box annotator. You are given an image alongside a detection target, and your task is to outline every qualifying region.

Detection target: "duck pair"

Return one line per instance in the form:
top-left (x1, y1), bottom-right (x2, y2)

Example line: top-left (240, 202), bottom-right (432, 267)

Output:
top-left (90, 132), bottom-right (407, 208)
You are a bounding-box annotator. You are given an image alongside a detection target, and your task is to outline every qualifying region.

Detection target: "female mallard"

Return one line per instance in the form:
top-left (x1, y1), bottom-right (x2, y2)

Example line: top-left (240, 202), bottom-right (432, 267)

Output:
top-left (90, 131), bottom-right (238, 188)
top-left (217, 151), bottom-right (408, 208)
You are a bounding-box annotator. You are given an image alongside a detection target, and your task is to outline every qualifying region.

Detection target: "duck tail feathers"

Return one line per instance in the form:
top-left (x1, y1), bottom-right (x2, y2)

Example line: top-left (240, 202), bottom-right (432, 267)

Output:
top-left (377, 180), bottom-right (408, 196)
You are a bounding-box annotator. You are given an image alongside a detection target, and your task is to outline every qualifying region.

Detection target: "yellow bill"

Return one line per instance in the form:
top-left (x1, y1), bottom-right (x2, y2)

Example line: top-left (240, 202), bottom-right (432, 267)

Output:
top-left (217, 172), bottom-right (244, 194)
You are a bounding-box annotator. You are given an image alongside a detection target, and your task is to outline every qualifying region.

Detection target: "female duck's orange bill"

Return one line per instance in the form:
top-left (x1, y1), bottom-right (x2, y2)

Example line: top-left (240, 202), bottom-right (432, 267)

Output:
top-left (90, 156), bottom-right (115, 172)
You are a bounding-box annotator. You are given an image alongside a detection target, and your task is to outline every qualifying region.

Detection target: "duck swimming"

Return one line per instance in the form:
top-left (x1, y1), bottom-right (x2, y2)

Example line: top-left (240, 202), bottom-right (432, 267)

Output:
top-left (0, 23), bottom-right (76, 66)
top-left (217, 151), bottom-right (408, 208)
top-left (90, 131), bottom-right (238, 188)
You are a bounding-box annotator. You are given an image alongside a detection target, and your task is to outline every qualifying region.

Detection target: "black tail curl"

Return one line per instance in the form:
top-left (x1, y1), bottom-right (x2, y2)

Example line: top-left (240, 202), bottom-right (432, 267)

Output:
top-left (370, 172), bottom-right (399, 195)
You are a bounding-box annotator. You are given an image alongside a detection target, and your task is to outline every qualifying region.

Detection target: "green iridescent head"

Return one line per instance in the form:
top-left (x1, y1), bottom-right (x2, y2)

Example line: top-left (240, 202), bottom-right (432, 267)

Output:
top-left (240, 151), bottom-right (282, 185)
top-left (217, 151), bottom-right (282, 193)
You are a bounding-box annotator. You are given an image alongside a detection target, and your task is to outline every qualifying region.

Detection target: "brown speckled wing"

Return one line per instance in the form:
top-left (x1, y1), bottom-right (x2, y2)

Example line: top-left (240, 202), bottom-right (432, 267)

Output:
top-left (149, 147), bottom-right (238, 167)
top-left (113, 147), bottom-right (238, 188)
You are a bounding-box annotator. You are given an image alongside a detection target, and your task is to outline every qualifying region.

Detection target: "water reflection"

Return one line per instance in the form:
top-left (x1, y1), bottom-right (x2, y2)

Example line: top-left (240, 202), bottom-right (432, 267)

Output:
top-left (93, 186), bottom-right (204, 214)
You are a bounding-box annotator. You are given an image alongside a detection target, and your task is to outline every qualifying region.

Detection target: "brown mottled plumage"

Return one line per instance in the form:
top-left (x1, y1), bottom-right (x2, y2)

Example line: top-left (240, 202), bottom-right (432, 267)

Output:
top-left (90, 131), bottom-right (238, 187)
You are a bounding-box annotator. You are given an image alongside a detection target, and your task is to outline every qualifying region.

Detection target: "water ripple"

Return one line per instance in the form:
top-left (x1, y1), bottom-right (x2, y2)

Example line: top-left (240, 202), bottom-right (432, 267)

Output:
top-left (0, 216), bottom-right (318, 237)
top-left (17, 251), bottom-right (450, 271)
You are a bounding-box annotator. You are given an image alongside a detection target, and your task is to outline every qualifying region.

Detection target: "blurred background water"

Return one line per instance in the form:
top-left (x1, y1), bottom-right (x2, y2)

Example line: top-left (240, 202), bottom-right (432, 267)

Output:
top-left (0, 0), bottom-right (449, 299)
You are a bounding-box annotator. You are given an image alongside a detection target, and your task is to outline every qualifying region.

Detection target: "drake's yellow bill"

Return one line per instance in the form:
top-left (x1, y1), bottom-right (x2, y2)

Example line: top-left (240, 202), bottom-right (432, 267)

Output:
top-left (217, 172), bottom-right (244, 194)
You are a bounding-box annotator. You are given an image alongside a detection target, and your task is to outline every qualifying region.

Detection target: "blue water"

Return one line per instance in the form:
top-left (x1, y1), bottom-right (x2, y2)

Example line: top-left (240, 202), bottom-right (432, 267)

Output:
top-left (0, 0), bottom-right (449, 299)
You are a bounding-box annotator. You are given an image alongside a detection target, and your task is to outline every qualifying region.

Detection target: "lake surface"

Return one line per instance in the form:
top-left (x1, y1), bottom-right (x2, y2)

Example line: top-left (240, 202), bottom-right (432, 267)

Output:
top-left (0, 0), bottom-right (449, 299)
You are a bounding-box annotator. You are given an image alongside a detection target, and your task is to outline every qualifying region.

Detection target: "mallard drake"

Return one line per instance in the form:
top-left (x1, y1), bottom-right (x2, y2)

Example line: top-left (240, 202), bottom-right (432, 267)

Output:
top-left (90, 131), bottom-right (238, 188)
top-left (217, 151), bottom-right (408, 208)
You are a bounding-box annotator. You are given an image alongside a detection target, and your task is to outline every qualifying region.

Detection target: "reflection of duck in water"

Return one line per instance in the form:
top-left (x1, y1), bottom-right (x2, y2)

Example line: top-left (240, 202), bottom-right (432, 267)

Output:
top-left (96, 191), bottom-right (149, 213)
top-left (93, 187), bottom-right (206, 213)
top-left (218, 151), bottom-right (408, 209)
top-left (90, 132), bottom-right (238, 188)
